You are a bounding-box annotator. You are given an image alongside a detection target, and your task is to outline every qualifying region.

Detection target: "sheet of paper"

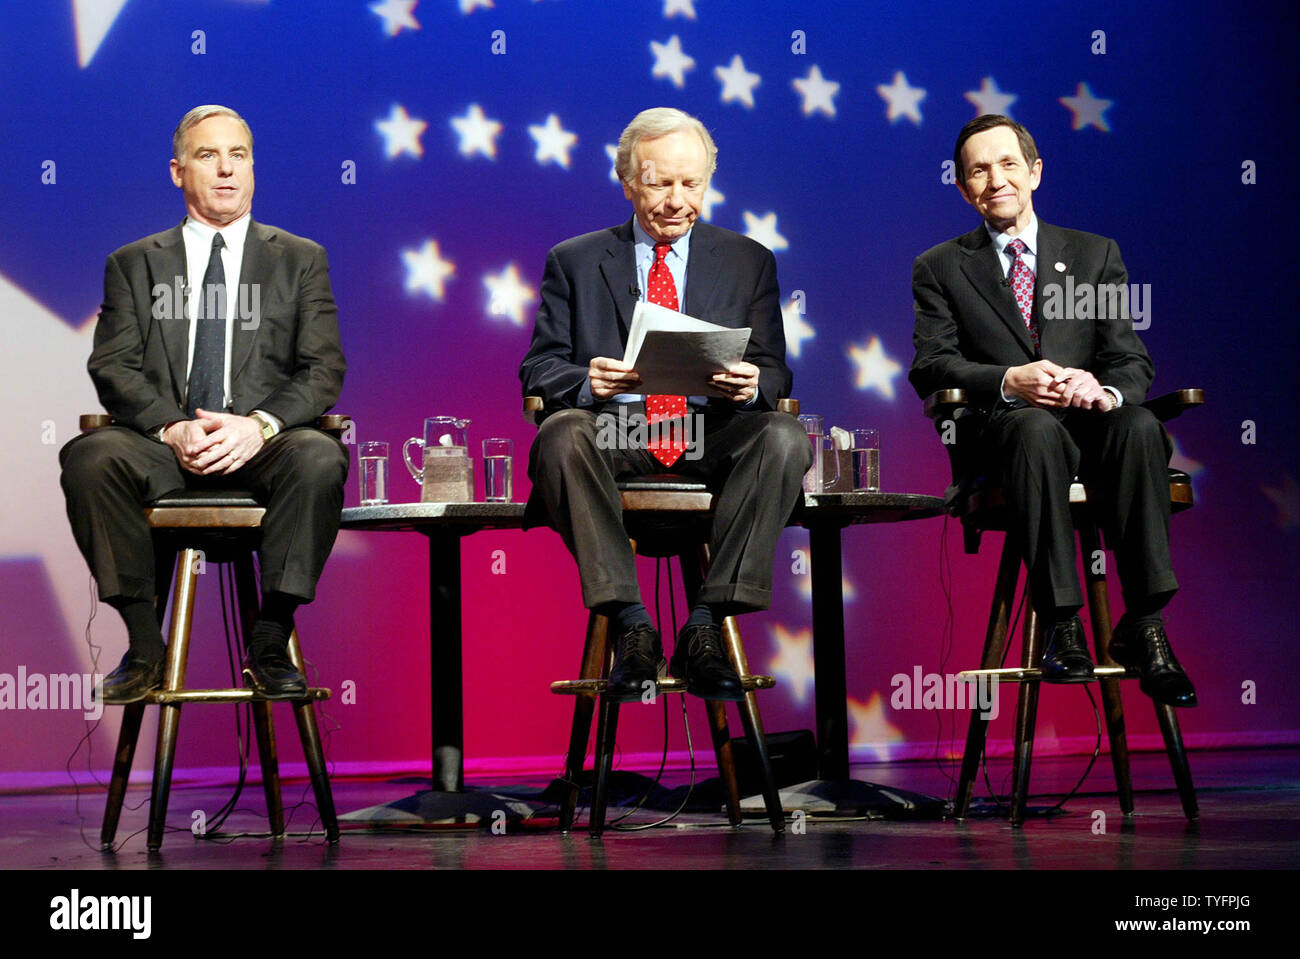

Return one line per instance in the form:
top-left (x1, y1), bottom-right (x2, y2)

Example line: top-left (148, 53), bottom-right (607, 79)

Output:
top-left (622, 300), bottom-right (752, 396)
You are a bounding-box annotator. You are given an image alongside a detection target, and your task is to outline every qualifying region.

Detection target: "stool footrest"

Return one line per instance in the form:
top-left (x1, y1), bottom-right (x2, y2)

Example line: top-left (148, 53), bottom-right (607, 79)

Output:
top-left (550, 676), bottom-right (774, 695)
top-left (144, 687), bottom-right (331, 704)
top-left (956, 665), bottom-right (1131, 684)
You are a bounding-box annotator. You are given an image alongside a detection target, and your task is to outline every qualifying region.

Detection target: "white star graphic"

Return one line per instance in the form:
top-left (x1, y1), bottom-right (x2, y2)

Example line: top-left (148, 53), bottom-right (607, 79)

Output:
top-left (650, 35), bottom-right (695, 89)
top-left (847, 693), bottom-right (905, 762)
top-left (714, 54), bottom-right (761, 109)
top-left (768, 625), bottom-right (815, 704)
top-left (876, 70), bottom-right (926, 125)
top-left (964, 76), bottom-right (1017, 117)
top-left (847, 335), bottom-right (902, 399)
top-left (459, 0), bottom-right (494, 12)
top-left (483, 264), bottom-right (536, 326)
top-left (781, 297), bottom-right (814, 359)
top-left (528, 114), bottom-right (578, 169)
top-left (450, 104), bottom-right (503, 160)
top-left (1060, 81), bottom-right (1113, 132)
top-left (402, 240), bottom-right (455, 301)
top-left (663, 0), bottom-right (697, 18)
top-left (701, 183), bottom-right (724, 220)
top-left (792, 64), bottom-right (840, 118)
top-left (605, 143), bottom-right (621, 183)
top-left (369, 0), bottom-right (419, 36)
top-left (74, 0), bottom-right (130, 67)
top-left (742, 210), bottom-right (788, 252)
top-left (375, 104), bottom-right (428, 159)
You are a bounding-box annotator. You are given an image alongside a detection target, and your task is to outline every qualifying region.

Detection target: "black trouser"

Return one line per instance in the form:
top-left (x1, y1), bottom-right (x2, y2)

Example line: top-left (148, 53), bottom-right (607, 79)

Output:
top-left (525, 405), bottom-right (812, 612)
top-left (980, 403), bottom-right (1177, 615)
top-left (60, 426), bottom-right (348, 604)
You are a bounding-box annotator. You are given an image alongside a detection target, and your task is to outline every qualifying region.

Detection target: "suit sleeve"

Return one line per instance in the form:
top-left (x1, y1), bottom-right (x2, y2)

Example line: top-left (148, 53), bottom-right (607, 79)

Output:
top-left (87, 251), bottom-right (187, 434)
top-left (518, 247), bottom-right (590, 409)
top-left (910, 253), bottom-right (1008, 405)
top-left (1090, 239), bottom-right (1154, 405)
top-left (250, 244), bottom-right (346, 427)
top-left (741, 246), bottom-right (793, 411)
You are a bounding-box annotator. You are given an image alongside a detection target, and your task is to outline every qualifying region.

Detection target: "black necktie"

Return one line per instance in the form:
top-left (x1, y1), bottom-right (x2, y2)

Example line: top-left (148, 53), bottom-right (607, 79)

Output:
top-left (186, 232), bottom-right (227, 416)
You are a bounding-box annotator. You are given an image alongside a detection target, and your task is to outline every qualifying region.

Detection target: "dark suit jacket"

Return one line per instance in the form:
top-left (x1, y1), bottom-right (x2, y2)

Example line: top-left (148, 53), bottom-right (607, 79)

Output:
top-left (519, 218), bottom-right (792, 413)
top-left (87, 219), bottom-right (346, 433)
top-left (910, 219), bottom-right (1153, 408)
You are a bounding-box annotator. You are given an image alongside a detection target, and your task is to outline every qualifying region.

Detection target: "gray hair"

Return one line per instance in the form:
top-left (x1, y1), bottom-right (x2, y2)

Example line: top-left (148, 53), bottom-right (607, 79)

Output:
top-left (172, 105), bottom-right (253, 166)
top-left (615, 107), bottom-right (717, 184)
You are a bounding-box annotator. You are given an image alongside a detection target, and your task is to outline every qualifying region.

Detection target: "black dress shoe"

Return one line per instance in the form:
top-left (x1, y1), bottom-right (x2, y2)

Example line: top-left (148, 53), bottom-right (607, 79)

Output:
top-left (669, 624), bottom-right (744, 701)
top-left (606, 623), bottom-right (665, 703)
top-left (1040, 615), bottom-right (1095, 683)
top-left (97, 652), bottom-right (164, 704)
top-left (1110, 617), bottom-right (1197, 708)
top-left (243, 644), bottom-right (308, 699)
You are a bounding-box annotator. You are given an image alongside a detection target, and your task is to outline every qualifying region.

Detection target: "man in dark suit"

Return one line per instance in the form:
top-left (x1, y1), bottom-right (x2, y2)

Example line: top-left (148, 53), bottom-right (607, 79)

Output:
top-left (910, 114), bottom-right (1195, 707)
top-left (521, 107), bottom-right (810, 703)
top-left (60, 105), bottom-right (347, 703)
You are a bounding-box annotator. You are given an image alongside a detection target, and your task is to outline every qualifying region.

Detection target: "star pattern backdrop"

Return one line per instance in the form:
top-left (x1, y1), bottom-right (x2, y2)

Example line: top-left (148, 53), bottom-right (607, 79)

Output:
top-left (1, 0), bottom-right (1297, 783)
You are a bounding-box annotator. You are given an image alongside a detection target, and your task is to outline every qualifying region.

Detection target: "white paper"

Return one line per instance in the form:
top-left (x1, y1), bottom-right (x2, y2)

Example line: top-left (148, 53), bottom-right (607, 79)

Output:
top-left (622, 301), bottom-right (751, 397)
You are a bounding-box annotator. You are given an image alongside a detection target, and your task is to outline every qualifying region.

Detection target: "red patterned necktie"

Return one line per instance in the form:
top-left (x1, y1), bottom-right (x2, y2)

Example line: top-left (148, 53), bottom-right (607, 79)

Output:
top-left (1007, 237), bottom-right (1039, 353)
top-left (645, 242), bottom-right (687, 467)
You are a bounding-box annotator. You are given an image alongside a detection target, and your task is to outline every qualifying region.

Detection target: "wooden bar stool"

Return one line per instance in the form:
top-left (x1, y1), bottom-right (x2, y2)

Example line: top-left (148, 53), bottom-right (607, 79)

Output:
top-left (85, 414), bottom-right (343, 852)
top-left (922, 390), bottom-right (1202, 826)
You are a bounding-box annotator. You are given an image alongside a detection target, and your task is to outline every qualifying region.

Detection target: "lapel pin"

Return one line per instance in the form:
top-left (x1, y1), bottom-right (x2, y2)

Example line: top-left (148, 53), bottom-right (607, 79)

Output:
top-left (1055, 261), bottom-right (1066, 272)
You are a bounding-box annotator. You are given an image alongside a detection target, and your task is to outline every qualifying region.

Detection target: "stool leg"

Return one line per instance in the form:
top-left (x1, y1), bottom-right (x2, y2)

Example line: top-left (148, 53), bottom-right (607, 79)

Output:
top-left (148, 548), bottom-right (201, 851)
top-left (1009, 594), bottom-right (1042, 827)
top-left (561, 612), bottom-right (608, 833)
top-left (720, 615), bottom-right (784, 833)
top-left (590, 633), bottom-right (620, 839)
top-left (707, 700), bottom-right (742, 825)
top-left (100, 702), bottom-right (145, 848)
top-left (233, 555), bottom-right (284, 837)
top-left (287, 630), bottom-right (339, 842)
top-left (955, 536), bottom-right (1019, 818)
top-left (1155, 702), bottom-right (1198, 820)
top-left (1079, 524), bottom-right (1135, 816)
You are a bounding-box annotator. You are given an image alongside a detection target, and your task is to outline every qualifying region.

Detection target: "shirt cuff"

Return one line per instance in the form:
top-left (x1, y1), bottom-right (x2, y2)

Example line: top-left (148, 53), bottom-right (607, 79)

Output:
top-left (251, 410), bottom-right (283, 436)
top-left (577, 378), bottom-right (595, 408)
top-left (1102, 386), bottom-right (1123, 408)
top-left (1000, 369), bottom-right (1013, 403)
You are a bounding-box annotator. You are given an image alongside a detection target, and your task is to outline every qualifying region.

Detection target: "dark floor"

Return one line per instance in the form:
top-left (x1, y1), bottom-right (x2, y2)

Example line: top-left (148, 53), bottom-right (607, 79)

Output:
top-left (3, 747), bottom-right (1298, 871)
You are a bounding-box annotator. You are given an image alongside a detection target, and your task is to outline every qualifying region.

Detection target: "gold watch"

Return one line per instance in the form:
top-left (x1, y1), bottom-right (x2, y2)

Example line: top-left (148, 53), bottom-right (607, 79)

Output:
top-left (249, 411), bottom-right (277, 442)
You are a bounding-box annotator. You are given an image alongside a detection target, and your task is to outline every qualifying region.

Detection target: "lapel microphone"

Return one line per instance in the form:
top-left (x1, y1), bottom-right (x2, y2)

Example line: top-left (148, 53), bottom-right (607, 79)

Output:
top-left (629, 283), bottom-right (641, 297)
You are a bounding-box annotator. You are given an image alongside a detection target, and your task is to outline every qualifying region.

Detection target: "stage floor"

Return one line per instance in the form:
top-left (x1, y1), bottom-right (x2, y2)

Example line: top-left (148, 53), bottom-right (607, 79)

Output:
top-left (3, 747), bottom-right (1297, 871)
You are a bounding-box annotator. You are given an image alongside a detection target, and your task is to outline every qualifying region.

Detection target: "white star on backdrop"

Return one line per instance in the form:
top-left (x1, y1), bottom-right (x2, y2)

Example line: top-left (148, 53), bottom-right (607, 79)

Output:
top-left (792, 64), bottom-right (840, 118)
top-left (375, 104), bottom-right (428, 159)
top-left (369, 0), bottom-right (419, 36)
top-left (700, 183), bottom-right (724, 220)
top-left (74, 0), bottom-right (129, 67)
top-left (847, 693), bottom-right (904, 761)
top-left (847, 335), bottom-right (902, 399)
top-left (767, 625), bottom-right (815, 704)
top-left (528, 114), bottom-right (578, 168)
top-left (877, 70), bottom-right (926, 125)
top-left (459, 0), bottom-right (494, 13)
top-left (483, 264), bottom-right (536, 326)
top-left (964, 75), bottom-right (1017, 117)
top-left (605, 143), bottom-right (621, 183)
top-left (663, 0), bottom-right (697, 18)
top-left (402, 239), bottom-right (455, 301)
top-left (742, 210), bottom-right (788, 252)
top-left (650, 35), bottom-right (695, 88)
top-left (1060, 81), bottom-right (1113, 132)
top-left (781, 297), bottom-right (814, 359)
top-left (715, 54), bottom-right (761, 108)
top-left (451, 103), bottom-right (503, 160)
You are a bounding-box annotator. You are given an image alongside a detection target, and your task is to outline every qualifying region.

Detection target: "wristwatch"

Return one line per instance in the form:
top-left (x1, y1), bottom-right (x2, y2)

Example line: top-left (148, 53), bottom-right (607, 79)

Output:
top-left (249, 411), bottom-right (278, 442)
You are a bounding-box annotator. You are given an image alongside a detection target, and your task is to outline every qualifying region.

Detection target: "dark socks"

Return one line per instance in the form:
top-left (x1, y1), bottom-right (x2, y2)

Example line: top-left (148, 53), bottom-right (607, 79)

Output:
top-left (250, 592), bottom-right (300, 650)
top-left (110, 598), bottom-right (165, 663)
top-left (685, 603), bottom-right (716, 628)
top-left (599, 601), bottom-right (652, 633)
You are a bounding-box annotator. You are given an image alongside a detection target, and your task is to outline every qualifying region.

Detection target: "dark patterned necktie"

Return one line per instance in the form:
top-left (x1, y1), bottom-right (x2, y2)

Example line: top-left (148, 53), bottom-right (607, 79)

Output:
top-left (186, 232), bottom-right (227, 416)
top-left (645, 241), bottom-right (687, 467)
top-left (1007, 237), bottom-right (1038, 353)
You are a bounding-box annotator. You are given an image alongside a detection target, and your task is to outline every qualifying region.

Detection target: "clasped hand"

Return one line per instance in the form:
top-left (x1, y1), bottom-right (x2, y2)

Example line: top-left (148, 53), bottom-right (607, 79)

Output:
top-left (1004, 359), bottom-right (1114, 411)
top-left (163, 409), bottom-right (265, 475)
top-left (588, 356), bottom-right (759, 404)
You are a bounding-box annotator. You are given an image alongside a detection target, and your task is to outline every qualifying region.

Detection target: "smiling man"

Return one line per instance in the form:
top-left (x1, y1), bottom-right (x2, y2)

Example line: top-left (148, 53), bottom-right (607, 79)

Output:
top-left (60, 105), bottom-right (347, 703)
top-left (521, 107), bottom-right (809, 702)
top-left (910, 114), bottom-right (1195, 707)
